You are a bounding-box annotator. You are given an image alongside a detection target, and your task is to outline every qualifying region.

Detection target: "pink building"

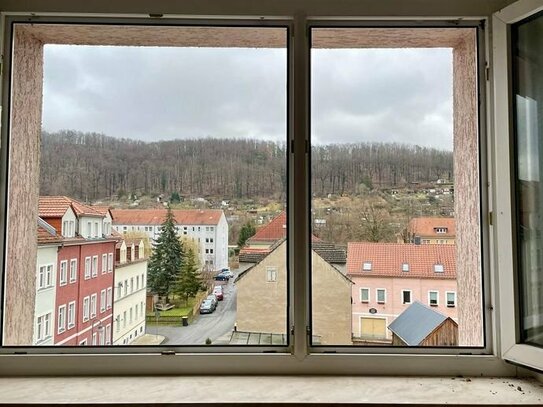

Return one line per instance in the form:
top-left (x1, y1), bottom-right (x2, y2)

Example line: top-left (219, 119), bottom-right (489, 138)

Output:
top-left (347, 242), bottom-right (457, 343)
top-left (39, 197), bottom-right (118, 346)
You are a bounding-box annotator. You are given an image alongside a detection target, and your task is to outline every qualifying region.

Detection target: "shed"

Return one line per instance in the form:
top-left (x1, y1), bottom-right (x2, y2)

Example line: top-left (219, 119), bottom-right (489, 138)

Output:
top-left (388, 301), bottom-right (458, 346)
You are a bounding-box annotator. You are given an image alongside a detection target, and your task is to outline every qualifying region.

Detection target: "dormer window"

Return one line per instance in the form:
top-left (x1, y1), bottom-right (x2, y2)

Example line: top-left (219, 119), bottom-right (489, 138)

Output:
top-left (434, 263), bottom-right (444, 273)
top-left (434, 227), bottom-right (448, 234)
top-left (362, 262), bottom-right (372, 271)
top-left (402, 263), bottom-right (409, 272)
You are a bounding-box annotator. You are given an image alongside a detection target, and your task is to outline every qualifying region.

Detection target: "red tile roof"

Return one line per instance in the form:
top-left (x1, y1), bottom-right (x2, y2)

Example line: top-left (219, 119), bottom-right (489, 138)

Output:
top-left (39, 196), bottom-right (103, 218)
top-left (347, 242), bottom-right (456, 279)
top-left (111, 209), bottom-right (223, 225)
top-left (91, 206), bottom-right (112, 217)
top-left (249, 211), bottom-right (287, 242)
top-left (408, 217), bottom-right (456, 238)
top-left (37, 224), bottom-right (63, 245)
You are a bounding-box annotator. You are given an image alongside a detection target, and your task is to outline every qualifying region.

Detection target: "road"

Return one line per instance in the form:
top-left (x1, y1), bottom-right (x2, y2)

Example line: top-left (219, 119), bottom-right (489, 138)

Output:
top-left (148, 264), bottom-right (251, 345)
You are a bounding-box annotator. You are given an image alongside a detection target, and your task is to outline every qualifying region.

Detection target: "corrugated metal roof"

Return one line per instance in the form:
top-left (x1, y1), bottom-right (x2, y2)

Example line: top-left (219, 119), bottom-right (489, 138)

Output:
top-left (347, 242), bottom-right (456, 279)
top-left (387, 301), bottom-right (448, 346)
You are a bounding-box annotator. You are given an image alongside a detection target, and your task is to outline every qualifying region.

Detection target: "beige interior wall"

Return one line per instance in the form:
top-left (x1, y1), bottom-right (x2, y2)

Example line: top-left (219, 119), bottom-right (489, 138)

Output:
top-left (4, 27), bottom-right (44, 346)
top-left (453, 31), bottom-right (482, 346)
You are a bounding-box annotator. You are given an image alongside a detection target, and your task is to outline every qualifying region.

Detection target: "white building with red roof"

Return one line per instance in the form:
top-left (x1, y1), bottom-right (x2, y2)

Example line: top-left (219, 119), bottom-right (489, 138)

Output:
top-left (111, 209), bottom-right (228, 271)
top-left (347, 242), bottom-right (458, 343)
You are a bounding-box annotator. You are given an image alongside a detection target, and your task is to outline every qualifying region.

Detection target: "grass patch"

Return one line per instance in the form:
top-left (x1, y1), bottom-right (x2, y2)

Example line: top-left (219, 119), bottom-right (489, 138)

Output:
top-left (147, 297), bottom-right (196, 318)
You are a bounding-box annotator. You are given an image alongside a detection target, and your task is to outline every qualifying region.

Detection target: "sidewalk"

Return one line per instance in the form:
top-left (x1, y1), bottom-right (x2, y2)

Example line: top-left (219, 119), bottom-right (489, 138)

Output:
top-left (130, 334), bottom-right (165, 345)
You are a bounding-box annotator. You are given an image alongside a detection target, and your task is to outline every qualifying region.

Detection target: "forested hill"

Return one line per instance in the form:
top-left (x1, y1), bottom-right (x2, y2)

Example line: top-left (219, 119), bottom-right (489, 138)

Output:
top-left (40, 130), bottom-right (453, 201)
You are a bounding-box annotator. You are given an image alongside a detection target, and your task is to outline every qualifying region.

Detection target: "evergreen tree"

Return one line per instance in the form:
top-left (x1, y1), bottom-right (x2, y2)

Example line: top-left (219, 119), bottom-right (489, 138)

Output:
top-left (170, 191), bottom-right (181, 203)
top-left (237, 222), bottom-right (256, 248)
top-left (174, 248), bottom-right (204, 306)
top-left (147, 206), bottom-right (184, 303)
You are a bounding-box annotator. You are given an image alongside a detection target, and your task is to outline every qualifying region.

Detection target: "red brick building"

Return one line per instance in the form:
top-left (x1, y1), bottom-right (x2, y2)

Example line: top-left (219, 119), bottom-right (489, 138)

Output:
top-left (39, 197), bottom-right (118, 346)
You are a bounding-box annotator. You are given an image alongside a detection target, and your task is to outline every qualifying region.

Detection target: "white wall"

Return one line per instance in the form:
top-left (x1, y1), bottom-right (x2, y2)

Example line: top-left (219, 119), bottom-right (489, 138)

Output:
top-left (61, 207), bottom-right (77, 238)
top-left (33, 245), bottom-right (58, 345)
top-left (112, 260), bottom-right (147, 345)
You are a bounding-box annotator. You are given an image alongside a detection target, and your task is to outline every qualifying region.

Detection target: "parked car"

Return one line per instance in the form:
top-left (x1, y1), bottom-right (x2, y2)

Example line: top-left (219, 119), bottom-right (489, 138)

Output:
top-left (220, 269), bottom-right (234, 279)
top-left (199, 299), bottom-right (214, 314)
top-left (214, 272), bottom-right (229, 281)
top-left (206, 294), bottom-right (218, 310)
top-left (213, 285), bottom-right (224, 301)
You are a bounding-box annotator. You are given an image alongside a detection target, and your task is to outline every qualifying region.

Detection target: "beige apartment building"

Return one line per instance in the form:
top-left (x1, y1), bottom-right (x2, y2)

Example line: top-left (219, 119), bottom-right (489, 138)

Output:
top-left (236, 240), bottom-right (352, 345)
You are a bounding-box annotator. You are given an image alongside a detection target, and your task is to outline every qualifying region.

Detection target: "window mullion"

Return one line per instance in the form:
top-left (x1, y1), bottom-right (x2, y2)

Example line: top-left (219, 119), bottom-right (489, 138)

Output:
top-left (290, 13), bottom-right (310, 359)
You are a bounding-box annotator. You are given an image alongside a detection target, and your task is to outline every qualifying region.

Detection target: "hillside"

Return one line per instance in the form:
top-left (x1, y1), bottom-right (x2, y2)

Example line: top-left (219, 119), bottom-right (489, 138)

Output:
top-left (40, 130), bottom-right (453, 202)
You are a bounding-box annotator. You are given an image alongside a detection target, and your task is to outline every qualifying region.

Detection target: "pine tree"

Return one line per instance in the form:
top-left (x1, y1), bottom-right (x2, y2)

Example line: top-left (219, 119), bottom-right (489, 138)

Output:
top-left (147, 206), bottom-right (184, 303)
top-left (174, 248), bottom-right (204, 306)
top-left (237, 222), bottom-right (256, 248)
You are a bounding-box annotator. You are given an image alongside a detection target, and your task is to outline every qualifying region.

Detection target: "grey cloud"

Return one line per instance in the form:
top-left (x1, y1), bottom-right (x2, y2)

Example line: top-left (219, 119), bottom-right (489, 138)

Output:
top-left (43, 45), bottom-right (452, 150)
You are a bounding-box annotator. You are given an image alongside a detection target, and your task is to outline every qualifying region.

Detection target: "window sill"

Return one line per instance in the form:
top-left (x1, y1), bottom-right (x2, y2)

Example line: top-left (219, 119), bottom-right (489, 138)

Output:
top-left (0, 376), bottom-right (541, 405)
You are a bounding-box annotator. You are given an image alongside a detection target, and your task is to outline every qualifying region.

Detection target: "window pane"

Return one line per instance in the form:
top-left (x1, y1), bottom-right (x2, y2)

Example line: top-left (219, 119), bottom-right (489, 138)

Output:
top-left (3, 24), bottom-right (287, 347)
top-left (310, 27), bottom-right (482, 347)
top-left (513, 11), bottom-right (543, 348)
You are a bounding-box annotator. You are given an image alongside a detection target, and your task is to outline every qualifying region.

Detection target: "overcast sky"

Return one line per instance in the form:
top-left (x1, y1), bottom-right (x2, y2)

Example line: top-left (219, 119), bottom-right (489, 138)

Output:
top-left (43, 45), bottom-right (452, 150)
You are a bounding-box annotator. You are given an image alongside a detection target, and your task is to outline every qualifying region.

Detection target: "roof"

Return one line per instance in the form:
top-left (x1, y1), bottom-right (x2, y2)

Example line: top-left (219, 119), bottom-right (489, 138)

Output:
top-left (91, 206), bottom-right (112, 218)
top-left (388, 301), bottom-right (455, 346)
top-left (408, 217), bottom-right (456, 238)
top-left (239, 240), bottom-right (346, 264)
top-left (39, 196), bottom-right (103, 218)
top-left (37, 218), bottom-right (62, 245)
top-left (111, 209), bottom-right (223, 225)
top-left (248, 211), bottom-right (287, 242)
top-left (347, 242), bottom-right (456, 279)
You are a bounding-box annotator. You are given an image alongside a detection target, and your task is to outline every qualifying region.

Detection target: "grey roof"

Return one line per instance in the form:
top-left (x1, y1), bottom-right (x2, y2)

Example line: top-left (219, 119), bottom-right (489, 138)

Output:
top-left (388, 301), bottom-right (449, 346)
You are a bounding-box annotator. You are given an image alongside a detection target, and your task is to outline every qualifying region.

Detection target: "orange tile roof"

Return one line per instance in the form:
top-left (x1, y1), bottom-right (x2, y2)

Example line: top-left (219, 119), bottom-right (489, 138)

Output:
top-left (39, 196), bottom-right (103, 218)
top-left (408, 217), bottom-right (455, 238)
top-left (249, 211), bottom-right (287, 241)
top-left (111, 209), bottom-right (223, 225)
top-left (37, 225), bottom-right (62, 245)
top-left (91, 206), bottom-right (112, 217)
top-left (347, 242), bottom-right (456, 279)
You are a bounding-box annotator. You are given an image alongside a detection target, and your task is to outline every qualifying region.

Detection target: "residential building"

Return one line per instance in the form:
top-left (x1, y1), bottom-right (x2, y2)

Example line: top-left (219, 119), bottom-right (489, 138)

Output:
top-left (407, 217), bottom-right (456, 245)
top-left (347, 242), bottom-right (457, 343)
top-left (39, 196), bottom-right (118, 345)
top-left (33, 218), bottom-right (62, 345)
top-left (239, 211), bottom-right (347, 273)
top-left (388, 301), bottom-right (458, 346)
top-left (112, 238), bottom-right (148, 345)
top-left (236, 240), bottom-right (352, 345)
top-left (111, 209), bottom-right (228, 270)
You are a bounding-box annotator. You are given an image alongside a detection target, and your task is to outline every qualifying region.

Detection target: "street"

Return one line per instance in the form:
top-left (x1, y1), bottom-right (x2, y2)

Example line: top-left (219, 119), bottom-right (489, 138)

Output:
top-left (147, 265), bottom-right (251, 345)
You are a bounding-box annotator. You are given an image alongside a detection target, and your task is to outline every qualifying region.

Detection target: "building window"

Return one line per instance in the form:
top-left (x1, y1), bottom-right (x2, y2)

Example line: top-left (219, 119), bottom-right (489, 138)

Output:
top-left (266, 267), bottom-right (277, 282)
top-left (102, 254), bottom-right (107, 274)
top-left (360, 288), bottom-right (370, 303)
top-left (362, 262), bottom-right (372, 271)
top-left (402, 290), bottom-right (412, 304)
top-left (105, 324), bottom-right (111, 345)
top-left (87, 221), bottom-right (92, 238)
top-left (106, 288), bottom-right (112, 309)
top-left (376, 289), bottom-right (386, 304)
top-left (446, 291), bottom-right (456, 307)
top-left (100, 289), bottom-right (106, 312)
top-left (59, 260), bottom-right (68, 286)
top-left (57, 305), bottom-right (66, 334)
top-left (36, 313), bottom-right (52, 342)
top-left (108, 253), bottom-right (113, 272)
top-left (428, 291), bottom-right (439, 307)
top-left (434, 264), bottom-right (444, 273)
top-left (37, 264), bottom-right (54, 290)
top-left (124, 279), bottom-right (128, 296)
top-left (92, 256), bottom-right (98, 277)
top-left (116, 315), bottom-right (121, 332)
top-left (130, 277), bottom-right (134, 293)
top-left (90, 294), bottom-right (97, 318)
top-left (84, 257), bottom-right (91, 279)
top-left (123, 311), bottom-right (127, 328)
top-left (401, 263), bottom-right (409, 272)
top-left (136, 276), bottom-right (140, 290)
top-left (69, 259), bottom-right (77, 283)
top-left (83, 296), bottom-right (90, 322)
top-left (67, 301), bottom-right (76, 329)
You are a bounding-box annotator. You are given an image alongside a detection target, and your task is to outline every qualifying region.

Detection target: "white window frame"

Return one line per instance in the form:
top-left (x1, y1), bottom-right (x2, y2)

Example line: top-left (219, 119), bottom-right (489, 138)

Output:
top-left (57, 304), bottom-right (66, 334)
top-left (376, 288), bottom-right (386, 304)
top-left (446, 291), bottom-right (456, 308)
top-left (59, 260), bottom-right (68, 286)
top-left (67, 301), bottom-right (76, 329)
top-left (493, 0), bottom-right (543, 372)
top-left (428, 291), bottom-right (439, 307)
top-left (90, 294), bottom-right (97, 318)
top-left (100, 289), bottom-right (106, 313)
top-left (359, 287), bottom-right (370, 303)
top-left (402, 290), bottom-right (412, 305)
top-left (0, 11), bottom-right (529, 377)
top-left (101, 254), bottom-right (107, 274)
top-left (91, 256), bottom-right (98, 278)
top-left (106, 287), bottom-right (112, 309)
top-left (266, 267), bottom-right (277, 282)
top-left (84, 257), bottom-right (91, 280)
top-left (82, 296), bottom-right (90, 322)
top-left (108, 253), bottom-right (113, 272)
top-left (37, 264), bottom-right (54, 290)
top-left (69, 259), bottom-right (77, 283)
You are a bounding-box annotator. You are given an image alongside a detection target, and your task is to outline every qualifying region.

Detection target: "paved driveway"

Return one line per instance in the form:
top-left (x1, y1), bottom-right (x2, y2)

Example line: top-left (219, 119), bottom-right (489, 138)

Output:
top-left (148, 264), bottom-right (252, 345)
